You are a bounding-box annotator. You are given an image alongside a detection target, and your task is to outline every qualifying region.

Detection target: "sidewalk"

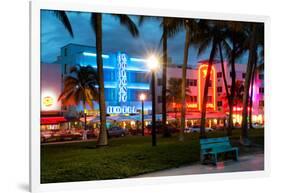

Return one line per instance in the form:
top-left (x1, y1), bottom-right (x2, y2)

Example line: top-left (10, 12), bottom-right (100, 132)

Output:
top-left (135, 153), bottom-right (264, 178)
top-left (41, 138), bottom-right (97, 145)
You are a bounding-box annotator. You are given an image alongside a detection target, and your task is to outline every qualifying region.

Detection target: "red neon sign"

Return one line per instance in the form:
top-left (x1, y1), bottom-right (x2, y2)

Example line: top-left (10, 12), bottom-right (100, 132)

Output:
top-left (198, 64), bottom-right (216, 111)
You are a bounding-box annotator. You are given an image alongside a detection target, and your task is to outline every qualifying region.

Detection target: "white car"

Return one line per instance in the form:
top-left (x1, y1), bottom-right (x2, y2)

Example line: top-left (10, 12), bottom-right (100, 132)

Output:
top-left (185, 126), bottom-right (214, 133)
top-left (252, 123), bottom-right (264, 129)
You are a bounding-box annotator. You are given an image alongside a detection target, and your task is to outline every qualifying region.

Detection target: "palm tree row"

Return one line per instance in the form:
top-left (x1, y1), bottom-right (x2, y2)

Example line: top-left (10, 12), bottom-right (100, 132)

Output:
top-left (52, 10), bottom-right (264, 146)
top-left (52, 11), bottom-right (139, 147)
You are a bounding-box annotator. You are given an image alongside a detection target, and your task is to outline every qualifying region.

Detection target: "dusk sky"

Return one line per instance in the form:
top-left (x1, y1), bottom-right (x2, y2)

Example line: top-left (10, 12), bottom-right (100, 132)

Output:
top-left (40, 10), bottom-right (247, 66)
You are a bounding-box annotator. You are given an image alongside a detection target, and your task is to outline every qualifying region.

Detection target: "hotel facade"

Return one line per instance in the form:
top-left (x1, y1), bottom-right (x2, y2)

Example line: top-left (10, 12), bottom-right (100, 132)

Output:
top-left (41, 44), bottom-right (264, 130)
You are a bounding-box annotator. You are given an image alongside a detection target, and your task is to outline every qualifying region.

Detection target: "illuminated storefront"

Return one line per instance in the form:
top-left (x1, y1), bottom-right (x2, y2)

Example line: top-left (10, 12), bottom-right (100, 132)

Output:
top-left (156, 60), bottom-right (264, 126)
top-left (56, 44), bottom-right (152, 115)
top-left (40, 44), bottom-right (264, 132)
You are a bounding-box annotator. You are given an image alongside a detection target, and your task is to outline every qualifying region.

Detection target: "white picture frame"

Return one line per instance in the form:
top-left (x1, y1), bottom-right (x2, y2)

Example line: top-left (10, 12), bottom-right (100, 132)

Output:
top-left (30, 0), bottom-right (271, 192)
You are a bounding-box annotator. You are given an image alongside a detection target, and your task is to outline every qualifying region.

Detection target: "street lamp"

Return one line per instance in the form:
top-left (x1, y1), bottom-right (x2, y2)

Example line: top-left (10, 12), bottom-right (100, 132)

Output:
top-left (147, 55), bottom-right (159, 146)
top-left (139, 93), bottom-right (146, 136)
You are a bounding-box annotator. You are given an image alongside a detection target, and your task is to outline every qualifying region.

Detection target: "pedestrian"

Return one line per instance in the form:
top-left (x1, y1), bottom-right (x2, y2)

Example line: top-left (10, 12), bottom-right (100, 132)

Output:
top-left (82, 129), bottom-right (88, 140)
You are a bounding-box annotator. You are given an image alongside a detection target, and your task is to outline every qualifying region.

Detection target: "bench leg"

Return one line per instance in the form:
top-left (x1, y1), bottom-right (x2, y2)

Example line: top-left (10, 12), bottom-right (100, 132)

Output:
top-left (213, 153), bottom-right (217, 165)
top-left (232, 149), bottom-right (238, 161)
top-left (200, 153), bottom-right (204, 163)
top-left (235, 149), bottom-right (239, 161)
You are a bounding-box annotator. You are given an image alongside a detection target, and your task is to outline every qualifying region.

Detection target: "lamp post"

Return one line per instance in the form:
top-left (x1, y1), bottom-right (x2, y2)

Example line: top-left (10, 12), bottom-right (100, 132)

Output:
top-left (147, 55), bottom-right (159, 147)
top-left (139, 93), bottom-right (146, 136)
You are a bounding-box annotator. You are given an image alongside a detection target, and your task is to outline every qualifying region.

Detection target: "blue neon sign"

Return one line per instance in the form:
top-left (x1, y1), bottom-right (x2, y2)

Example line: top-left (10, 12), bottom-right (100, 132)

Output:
top-left (117, 53), bottom-right (128, 103)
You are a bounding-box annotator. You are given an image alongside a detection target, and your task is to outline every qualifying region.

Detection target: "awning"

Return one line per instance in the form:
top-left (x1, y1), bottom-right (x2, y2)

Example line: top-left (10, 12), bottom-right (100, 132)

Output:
top-left (41, 117), bottom-right (67, 125)
top-left (167, 112), bottom-right (227, 120)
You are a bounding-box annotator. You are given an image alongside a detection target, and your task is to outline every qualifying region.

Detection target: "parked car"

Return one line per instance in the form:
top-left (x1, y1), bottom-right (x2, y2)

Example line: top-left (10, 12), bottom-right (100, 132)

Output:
top-left (145, 122), bottom-right (178, 135)
top-left (41, 131), bottom-right (53, 142)
top-left (185, 126), bottom-right (214, 133)
top-left (251, 123), bottom-right (264, 129)
top-left (107, 126), bottom-right (126, 137)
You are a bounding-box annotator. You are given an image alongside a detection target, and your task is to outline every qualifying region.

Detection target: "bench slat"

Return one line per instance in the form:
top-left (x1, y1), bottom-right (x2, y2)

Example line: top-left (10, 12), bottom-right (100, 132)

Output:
top-left (201, 143), bottom-right (231, 150)
top-left (200, 137), bottom-right (229, 145)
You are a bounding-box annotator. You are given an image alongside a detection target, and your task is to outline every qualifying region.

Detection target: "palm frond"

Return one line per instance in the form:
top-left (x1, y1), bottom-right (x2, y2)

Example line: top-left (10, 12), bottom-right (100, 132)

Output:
top-left (114, 14), bottom-right (139, 37)
top-left (197, 38), bottom-right (212, 56)
top-left (52, 11), bottom-right (74, 37)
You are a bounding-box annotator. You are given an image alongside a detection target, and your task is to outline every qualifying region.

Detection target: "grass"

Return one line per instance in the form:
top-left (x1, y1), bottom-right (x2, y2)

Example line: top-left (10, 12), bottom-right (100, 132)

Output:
top-left (41, 128), bottom-right (264, 183)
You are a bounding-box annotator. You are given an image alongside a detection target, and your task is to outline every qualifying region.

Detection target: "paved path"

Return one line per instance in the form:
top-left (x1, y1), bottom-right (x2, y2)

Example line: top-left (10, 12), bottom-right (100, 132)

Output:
top-left (41, 138), bottom-right (97, 145)
top-left (135, 153), bottom-right (264, 178)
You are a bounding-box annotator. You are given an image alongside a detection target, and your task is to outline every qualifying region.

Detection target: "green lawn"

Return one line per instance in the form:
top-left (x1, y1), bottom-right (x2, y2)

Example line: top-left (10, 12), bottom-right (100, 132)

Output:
top-left (41, 128), bottom-right (264, 183)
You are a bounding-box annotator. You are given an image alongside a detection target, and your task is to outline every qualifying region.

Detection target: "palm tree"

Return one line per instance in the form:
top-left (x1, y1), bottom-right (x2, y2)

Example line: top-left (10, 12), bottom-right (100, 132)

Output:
top-left (178, 19), bottom-right (199, 141)
top-left (241, 23), bottom-right (264, 144)
top-left (166, 78), bottom-right (190, 134)
top-left (240, 24), bottom-right (257, 145)
top-left (58, 65), bottom-right (99, 130)
top-left (90, 13), bottom-right (139, 147)
top-left (167, 78), bottom-right (190, 106)
top-left (139, 17), bottom-right (186, 136)
top-left (249, 30), bottom-right (264, 128)
top-left (224, 23), bottom-right (248, 135)
top-left (194, 20), bottom-right (226, 138)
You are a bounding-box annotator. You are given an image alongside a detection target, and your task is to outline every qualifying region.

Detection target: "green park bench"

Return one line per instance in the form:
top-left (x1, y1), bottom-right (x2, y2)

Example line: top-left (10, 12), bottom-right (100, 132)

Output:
top-left (200, 137), bottom-right (239, 165)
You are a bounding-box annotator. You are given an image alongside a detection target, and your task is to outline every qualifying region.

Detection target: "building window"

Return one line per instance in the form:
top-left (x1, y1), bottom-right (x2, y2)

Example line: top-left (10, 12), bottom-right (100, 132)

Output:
top-left (157, 78), bottom-right (162, 86)
top-left (259, 100), bottom-right (264, 107)
top-left (64, 64), bottom-right (67, 74)
top-left (188, 96), bottom-right (197, 103)
top-left (208, 81), bottom-right (212, 87)
top-left (242, 73), bottom-right (246, 79)
top-left (217, 101), bottom-right (222, 107)
top-left (230, 71), bottom-right (235, 78)
top-left (157, 96), bottom-right (162, 103)
top-left (64, 48), bottom-right (68, 56)
top-left (217, 72), bottom-right (222, 78)
top-left (259, 87), bottom-right (264, 94)
top-left (259, 73), bottom-right (264, 80)
top-left (217, 86), bottom-right (222, 93)
top-left (207, 96), bottom-right (212, 102)
top-left (187, 79), bottom-right (197, 87)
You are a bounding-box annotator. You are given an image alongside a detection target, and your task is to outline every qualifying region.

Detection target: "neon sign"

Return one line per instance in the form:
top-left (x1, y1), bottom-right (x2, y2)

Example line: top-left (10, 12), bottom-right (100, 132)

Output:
top-left (107, 106), bottom-right (137, 114)
top-left (106, 53), bottom-right (137, 114)
top-left (198, 64), bottom-right (216, 111)
top-left (187, 103), bottom-right (198, 108)
top-left (118, 53), bottom-right (128, 103)
top-left (43, 96), bottom-right (54, 107)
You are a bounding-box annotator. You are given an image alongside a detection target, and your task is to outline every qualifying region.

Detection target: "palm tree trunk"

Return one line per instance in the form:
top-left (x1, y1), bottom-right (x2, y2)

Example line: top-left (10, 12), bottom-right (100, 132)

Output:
top-left (228, 42), bottom-right (237, 135)
top-left (200, 41), bottom-right (217, 139)
top-left (241, 24), bottom-right (257, 145)
top-left (179, 29), bottom-right (190, 141)
top-left (218, 42), bottom-right (231, 135)
top-left (249, 53), bottom-right (257, 129)
top-left (162, 19), bottom-right (168, 129)
top-left (96, 13), bottom-right (108, 147)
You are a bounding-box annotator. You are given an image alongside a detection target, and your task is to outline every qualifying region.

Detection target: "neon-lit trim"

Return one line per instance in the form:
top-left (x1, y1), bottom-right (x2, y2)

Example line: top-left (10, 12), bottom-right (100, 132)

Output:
top-left (81, 64), bottom-right (115, 69)
top-left (126, 67), bottom-right (150, 72)
top-left (96, 83), bottom-right (150, 90)
top-left (198, 67), bottom-right (201, 110)
top-left (198, 64), bottom-right (216, 111)
top-left (130, 58), bottom-right (147, 62)
top-left (82, 64), bottom-right (150, 71)
top-left (94, 82), bottom-right (117, 88)
top-left (82, 52), bottom-right (110, 59)
top-left (213, 65), bottom-right (216, 111)
top-left (127, 85), bottom-right (150, 90)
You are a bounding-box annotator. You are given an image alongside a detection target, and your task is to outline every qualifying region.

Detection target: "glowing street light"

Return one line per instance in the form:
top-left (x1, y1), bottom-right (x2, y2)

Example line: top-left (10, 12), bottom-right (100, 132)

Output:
top-left (139, 93), bottom-right (146, 136)
top-left (147, 55), bottom-right (159, 71)
top-left (146, 55), bottom-right (159, 146)
top-left (139, 93), bottom-right (146, 101)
